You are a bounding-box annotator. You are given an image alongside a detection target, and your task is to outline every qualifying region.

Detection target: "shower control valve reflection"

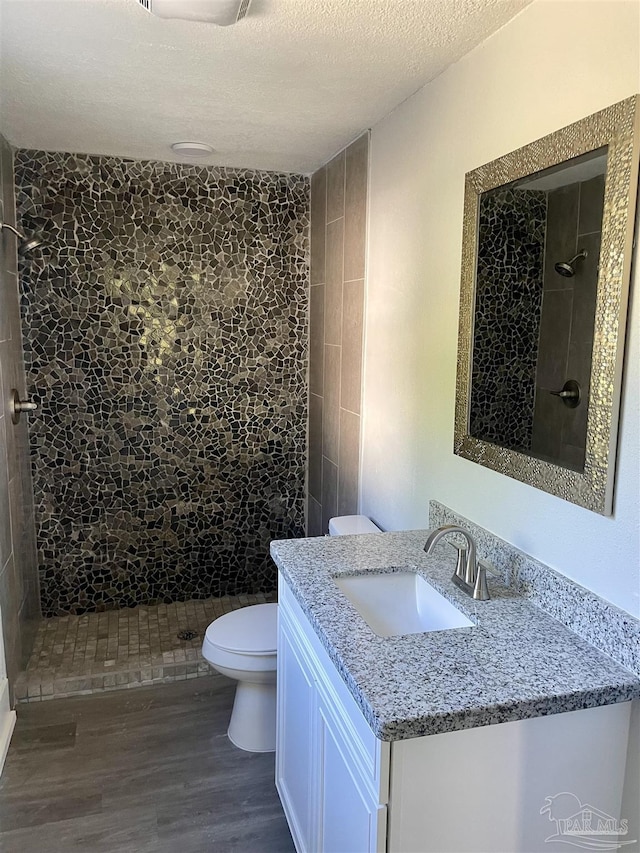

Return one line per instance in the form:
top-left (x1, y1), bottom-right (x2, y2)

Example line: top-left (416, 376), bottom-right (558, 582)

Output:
top-left (549, 379), bottom-right (581, 409)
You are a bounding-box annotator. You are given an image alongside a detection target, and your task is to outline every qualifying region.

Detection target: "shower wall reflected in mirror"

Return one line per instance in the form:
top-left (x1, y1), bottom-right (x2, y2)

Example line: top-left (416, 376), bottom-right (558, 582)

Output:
top-left (469, 148), bottom-right (607, 472)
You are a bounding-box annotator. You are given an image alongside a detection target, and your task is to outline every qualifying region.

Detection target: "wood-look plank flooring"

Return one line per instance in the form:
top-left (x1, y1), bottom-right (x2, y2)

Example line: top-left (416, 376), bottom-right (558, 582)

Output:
top-left (0, 676), bottom-right (295, 852)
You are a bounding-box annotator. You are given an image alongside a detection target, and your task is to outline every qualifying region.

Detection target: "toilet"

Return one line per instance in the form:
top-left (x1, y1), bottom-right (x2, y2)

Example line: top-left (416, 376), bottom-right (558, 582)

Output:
top-left (328, 515), bottom-right (381, 536)
top-left (202, 602), bottom-right (278, 752)
top-left (201, 514), bottom-right (381, 752)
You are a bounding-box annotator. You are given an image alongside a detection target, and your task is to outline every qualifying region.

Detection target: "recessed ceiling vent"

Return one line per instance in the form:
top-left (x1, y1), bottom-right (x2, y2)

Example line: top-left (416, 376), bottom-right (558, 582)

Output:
top-left (138, 0), bottom-right (252, 26)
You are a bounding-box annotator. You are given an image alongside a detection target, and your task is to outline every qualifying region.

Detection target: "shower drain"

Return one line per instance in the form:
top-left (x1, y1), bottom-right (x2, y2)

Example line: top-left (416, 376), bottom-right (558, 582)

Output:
top-left (177, 629), bottom-right (198, 641)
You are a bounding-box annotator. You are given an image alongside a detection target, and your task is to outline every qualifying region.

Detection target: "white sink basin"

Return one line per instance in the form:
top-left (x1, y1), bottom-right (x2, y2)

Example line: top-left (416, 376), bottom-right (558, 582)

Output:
top-left (334, 571), bottom-right (474, 638)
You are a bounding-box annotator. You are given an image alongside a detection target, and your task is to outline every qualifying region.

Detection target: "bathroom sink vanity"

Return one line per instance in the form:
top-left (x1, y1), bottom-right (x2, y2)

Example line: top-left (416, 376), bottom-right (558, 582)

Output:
top-left (270, 528), bottom-right (640, 853)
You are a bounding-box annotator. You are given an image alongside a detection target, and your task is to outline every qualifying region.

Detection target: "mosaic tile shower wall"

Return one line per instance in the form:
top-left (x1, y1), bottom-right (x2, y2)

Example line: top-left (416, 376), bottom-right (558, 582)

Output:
top-left (15, 150), bottom-right (309, 616)
top-left (470, 187), bottom-right (546, 453)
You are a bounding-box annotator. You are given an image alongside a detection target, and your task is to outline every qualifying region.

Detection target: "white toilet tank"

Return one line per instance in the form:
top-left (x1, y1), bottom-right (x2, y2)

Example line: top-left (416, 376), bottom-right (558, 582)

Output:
top-left (328, 515), bottom-right (381, 536)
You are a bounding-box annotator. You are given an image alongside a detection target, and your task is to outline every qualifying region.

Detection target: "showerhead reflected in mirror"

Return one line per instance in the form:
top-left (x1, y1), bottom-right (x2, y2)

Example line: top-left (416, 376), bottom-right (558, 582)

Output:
top-left (554, 249), bottom-right (588, 278)
top-left (454, 96), bottom-right (640, 515)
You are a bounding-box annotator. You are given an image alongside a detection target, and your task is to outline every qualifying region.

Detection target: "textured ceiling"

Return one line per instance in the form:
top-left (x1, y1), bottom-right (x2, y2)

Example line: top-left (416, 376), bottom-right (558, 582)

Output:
top-left (0, 0), bottom-right (532, 173)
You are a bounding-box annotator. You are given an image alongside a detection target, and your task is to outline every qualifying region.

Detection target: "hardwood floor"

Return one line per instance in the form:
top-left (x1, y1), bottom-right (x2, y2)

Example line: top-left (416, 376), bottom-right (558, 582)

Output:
top-left (0, 676), bottom-right (295, 852)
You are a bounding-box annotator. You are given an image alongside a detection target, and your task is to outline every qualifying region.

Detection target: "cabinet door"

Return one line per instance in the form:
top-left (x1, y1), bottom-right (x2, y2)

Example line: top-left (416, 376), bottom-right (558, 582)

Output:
top-left (276, 617), bottom-right (318, 853)
top-left (317, 697), bottom-right (386, 853)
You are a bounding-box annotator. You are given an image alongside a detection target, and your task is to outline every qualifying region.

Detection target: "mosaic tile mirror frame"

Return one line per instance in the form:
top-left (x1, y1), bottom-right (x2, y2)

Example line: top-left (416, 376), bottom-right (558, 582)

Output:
top-left (454, 95), bottom-right (640, 515)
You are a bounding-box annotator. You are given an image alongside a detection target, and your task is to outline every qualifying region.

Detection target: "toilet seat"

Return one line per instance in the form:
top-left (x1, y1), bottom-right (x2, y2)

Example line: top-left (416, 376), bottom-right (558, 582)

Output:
top-left (204, 602), bottom-right (277, 656)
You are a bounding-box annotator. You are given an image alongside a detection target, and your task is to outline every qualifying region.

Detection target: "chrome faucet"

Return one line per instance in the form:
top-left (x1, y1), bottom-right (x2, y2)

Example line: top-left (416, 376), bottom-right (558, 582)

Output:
top-left (423, 525), bottom-right (490, 601)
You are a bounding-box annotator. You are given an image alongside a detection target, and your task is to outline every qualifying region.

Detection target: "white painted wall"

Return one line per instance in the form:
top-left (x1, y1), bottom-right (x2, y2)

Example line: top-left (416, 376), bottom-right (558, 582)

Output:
top-left (361, 0), bottom-right (640, 619)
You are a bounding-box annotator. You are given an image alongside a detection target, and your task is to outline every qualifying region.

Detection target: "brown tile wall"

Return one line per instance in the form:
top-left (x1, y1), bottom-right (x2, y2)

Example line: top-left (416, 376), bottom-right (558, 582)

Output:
top-left (531, 175), bottom-right (604, 470)
top-left (308, 134), bottom-right (368, 535)
top-left (0, 135), bottom-right (40, 704)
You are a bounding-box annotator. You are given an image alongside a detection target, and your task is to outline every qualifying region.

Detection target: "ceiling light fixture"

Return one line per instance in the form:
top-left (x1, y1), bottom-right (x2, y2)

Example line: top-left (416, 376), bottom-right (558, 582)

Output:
top-left (138, 0), bottom-right (252, 26)
top-left (171, 142), bottom-right (215, 158)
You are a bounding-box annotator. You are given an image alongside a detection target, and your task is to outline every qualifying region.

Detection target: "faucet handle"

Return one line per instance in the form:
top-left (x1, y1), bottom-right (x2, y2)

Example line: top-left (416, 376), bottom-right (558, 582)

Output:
top-left (472, 562), bottom-right (490, 601)
top-left (449, 542), bottom-right (468, 581)
top-left (478, 559), bottom-right (500, 578)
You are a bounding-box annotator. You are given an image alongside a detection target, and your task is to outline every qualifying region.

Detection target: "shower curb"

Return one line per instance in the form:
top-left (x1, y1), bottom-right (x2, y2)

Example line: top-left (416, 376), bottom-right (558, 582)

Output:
top-left (14, 592), bottom-right (274, 703)
top-left (15, 656), bottom-right (219, 703)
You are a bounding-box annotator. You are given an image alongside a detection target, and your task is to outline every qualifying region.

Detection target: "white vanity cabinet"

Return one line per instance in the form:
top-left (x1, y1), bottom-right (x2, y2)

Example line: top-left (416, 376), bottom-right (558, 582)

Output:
top-left (276, 573), bottom-right (632, 853)
top-left (276, 577), bottom-right (389, 853)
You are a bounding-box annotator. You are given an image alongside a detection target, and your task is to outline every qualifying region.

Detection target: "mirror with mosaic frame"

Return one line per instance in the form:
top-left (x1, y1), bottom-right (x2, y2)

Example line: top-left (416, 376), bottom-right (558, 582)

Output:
top-left (454, 96), bottom-right (640, 515)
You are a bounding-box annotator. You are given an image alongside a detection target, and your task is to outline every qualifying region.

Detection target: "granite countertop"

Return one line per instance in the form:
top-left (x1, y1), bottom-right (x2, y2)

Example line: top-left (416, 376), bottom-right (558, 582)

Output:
top-left (270, 530), bottom-right (640, 741)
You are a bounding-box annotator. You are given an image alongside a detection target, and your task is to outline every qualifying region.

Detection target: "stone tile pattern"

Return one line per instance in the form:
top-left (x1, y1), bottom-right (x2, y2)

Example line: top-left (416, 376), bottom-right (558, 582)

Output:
top-left (15, 592), bottom-right (274, 702)
top-left (470, 187), bottom-right (546, 453)
top-left (14, 149), bottom-right (309, 616)
top-left (271, 527), bottom-right (640, 741)
top-left (308, 133), bottom-right (368, 535)
top-left (0, 134), bottom-right (40, 704)
top-left (430, 501), bottom-right (640, 677)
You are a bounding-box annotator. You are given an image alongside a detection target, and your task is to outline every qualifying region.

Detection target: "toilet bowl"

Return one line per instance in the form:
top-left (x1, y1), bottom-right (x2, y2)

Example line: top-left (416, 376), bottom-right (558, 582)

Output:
top-left (201, 516), bottom-right (381, 753)
top-left (202, 603), bottom-right (278, 753)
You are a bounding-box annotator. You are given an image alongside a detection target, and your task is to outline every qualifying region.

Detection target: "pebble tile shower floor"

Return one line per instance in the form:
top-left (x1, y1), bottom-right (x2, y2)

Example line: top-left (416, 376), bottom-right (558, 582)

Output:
top-left (16, 594), bottom-right (275, 702)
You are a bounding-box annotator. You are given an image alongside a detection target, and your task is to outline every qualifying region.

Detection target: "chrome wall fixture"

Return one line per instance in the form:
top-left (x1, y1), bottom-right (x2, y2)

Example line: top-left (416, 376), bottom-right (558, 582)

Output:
top-left (2, 219), bottom-right (41, 424)
top-left (1, 219), bottom-right (43, 252)
top-left (10, 389), bottom-right (38, 425)
top-left (0, 220), bottom-right (22, 239)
